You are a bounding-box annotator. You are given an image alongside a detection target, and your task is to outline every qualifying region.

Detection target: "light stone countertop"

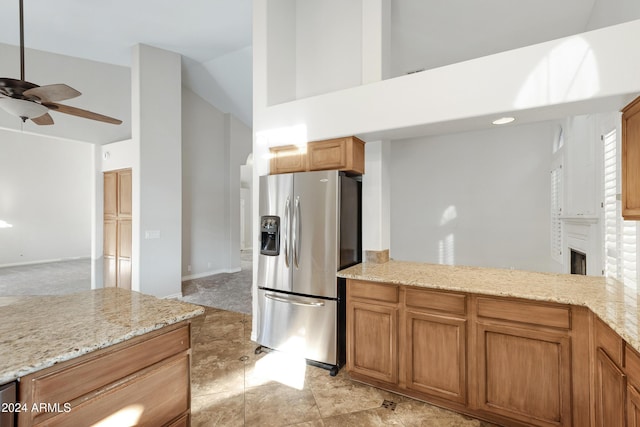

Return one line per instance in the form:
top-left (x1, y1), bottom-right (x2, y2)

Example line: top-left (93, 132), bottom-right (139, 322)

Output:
top-left (338, 260), bottom-right (640, 352)
top-left (0, 288), bottom-right (204, 384)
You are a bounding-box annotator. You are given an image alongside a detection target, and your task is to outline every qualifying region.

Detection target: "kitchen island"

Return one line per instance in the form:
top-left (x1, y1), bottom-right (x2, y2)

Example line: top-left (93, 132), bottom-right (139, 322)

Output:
top-left (338, 261), bottom-right (640, 427)
top-left (0, 288), bottom-right (204, 426)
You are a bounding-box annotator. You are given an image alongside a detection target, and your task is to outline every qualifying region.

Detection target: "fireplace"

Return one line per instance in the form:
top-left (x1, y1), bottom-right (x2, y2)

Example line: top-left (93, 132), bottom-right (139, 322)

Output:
top-left (570, 249), bottom-right (587, 275)
top-left (561, 216), bottom-right (600, 276)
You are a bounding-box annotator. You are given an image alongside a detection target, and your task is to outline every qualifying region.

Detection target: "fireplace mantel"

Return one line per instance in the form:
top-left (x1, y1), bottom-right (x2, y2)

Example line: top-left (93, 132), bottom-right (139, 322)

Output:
top-left (560, 215), bottom-right (601, 276)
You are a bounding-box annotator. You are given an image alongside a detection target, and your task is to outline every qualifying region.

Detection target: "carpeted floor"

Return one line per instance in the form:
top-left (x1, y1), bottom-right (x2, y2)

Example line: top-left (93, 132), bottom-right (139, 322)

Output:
top-left (0, 252), bottom-right (253, 316)
top-left (0, 259), bottom-right (91, 295)
top-left (181, 250), bottom-right (253, 314)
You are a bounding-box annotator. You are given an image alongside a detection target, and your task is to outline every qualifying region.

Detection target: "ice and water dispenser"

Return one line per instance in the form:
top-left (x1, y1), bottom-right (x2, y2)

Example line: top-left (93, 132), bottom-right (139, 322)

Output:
top-left (260, 216), bottom-right (280, 256)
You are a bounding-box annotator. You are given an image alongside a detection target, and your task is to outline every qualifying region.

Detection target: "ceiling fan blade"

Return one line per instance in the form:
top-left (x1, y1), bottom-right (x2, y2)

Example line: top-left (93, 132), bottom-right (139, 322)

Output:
top-left (24, 84), bottom-right (81, 103)
top-left (31, 113), bottom-right (54, 125)
top-left (43, 102), bottom-right (122, 125)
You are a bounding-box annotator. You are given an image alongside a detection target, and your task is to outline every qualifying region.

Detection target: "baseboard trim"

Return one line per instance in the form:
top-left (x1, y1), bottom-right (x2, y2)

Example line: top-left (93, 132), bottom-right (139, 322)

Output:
top-left (163, 292), bottom-right (184, 300)
top-left (181, 267), bottom-right (242, 282)
top-left (0, 256), bottom-right (91, 269)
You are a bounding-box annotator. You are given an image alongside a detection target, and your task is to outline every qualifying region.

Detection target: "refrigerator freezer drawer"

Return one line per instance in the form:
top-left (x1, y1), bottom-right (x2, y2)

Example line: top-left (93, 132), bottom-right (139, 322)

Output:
top-left (257, 289), bottom-right (337, 365)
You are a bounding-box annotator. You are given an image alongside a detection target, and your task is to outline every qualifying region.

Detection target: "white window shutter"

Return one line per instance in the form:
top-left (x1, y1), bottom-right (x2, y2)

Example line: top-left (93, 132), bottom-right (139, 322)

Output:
top-left (602, 129), bottom-right (637, 289)
top-left (550, 166), bottom-right (563, 262)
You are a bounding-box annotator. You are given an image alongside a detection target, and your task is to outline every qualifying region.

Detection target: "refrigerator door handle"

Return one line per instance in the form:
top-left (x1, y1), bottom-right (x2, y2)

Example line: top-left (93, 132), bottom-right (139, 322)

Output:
top-left (293, 196), bottom-right (301, 268)
top-left (284, 197), bottom-right (290, 267)
top-left (265, 292), bottom-right (325, 307)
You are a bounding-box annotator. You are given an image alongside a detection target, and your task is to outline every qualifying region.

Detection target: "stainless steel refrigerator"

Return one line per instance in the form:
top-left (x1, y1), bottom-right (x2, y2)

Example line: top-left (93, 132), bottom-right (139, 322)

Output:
top-left (256, 170), bottom-right (361, 374)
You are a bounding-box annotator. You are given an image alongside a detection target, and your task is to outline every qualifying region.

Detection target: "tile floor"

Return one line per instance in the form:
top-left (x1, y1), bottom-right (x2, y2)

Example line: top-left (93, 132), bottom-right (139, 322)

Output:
top-left (189, 306), bottom-right (500, 427)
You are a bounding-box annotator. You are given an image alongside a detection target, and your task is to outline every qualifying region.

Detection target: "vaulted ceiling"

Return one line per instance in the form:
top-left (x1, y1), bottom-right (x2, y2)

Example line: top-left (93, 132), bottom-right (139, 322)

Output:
top-left (0, 0), bottom-right (638, 138)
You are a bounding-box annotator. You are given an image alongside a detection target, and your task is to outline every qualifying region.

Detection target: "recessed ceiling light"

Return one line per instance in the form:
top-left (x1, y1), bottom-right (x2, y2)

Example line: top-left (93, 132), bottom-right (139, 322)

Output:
top-left (492, 117), bottom-right (515, 125)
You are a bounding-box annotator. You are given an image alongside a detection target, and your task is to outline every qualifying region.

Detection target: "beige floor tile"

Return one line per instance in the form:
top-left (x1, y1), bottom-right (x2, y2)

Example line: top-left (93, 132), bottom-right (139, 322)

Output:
top-left (191, 391), bottom-right (245, 427)
top-left (189, 307), bottom-right (497, 426)
top-left (244, 382), bottom-right (322, 427)
top-left (393, 399), bottom-right (484, 427)
top-left (321, 407), bottom-right (403, 427)
top-left (287, 419), bottom-right (325, 427)
top-left (192, 338), bottom-right (250, 365)
top-left (311, 380), bottom-right (397, 418)
top-left (191, 358), bottom-right (246, 396)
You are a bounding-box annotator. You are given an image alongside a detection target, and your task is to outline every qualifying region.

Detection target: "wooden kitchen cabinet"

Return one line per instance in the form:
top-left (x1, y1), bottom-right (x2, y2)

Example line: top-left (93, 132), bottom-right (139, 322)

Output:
top-left (346, 281), bottom-right (398, 385)
top-left (269, 145), bottom-right (307, 174)
top-left (593, 316), bottom-right (626, 427)
top-left (628, 384), bottom-right (640, 427)
top-left (628, 345), bottom-right (640, 427)
top-left (346, 279), bottom-right (622, 426)
top-left (270, 136), bottom-right (365, 175)
top-left (19, 322), bottom-right (192, 427)
top-left (405, 289), bottom-right (467, 405)
top-left (347, 282), bottom-right (468, 406)
top-left (307, 136), bottom-right (365, 174)
top-left (475, 297), bottom-right (572, 427)
top-left (622, 95), bottom-right (640, 220)
top-left (594, 349), bottom-right (626, 427)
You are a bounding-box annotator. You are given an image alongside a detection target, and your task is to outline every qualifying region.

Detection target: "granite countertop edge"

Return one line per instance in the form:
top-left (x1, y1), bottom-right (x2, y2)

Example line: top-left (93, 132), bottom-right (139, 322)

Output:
top-left (0, 289), bottom-right (205, 384)
top-left (338, 260), bottom-right (640, 354)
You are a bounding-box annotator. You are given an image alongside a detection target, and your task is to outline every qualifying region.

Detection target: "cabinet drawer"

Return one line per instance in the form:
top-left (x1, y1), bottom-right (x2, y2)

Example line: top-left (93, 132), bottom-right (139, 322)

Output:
top-left (476, 297), bottom-right (570, 329)
top-left (26, 324), bottom-right (190, 408)
top-left (406, 288), bottom-right (466, 315)
top-left (595, 316), bottom-right (624, 366)
top-left (348, 280), bottom-right (398, 303)
top-left (38, 354), bottom-right (189, 427)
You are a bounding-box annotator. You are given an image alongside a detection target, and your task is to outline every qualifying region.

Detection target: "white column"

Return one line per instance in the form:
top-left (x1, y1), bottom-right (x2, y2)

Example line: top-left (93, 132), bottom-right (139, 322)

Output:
top-left (132, 44), bottom-right (182, 298)
top-left (363, 140), bottom-right (391, 261)
top-left (362, 0), bottom-right (391, 84)
top-left (361, 0), bottom-right (391, 261)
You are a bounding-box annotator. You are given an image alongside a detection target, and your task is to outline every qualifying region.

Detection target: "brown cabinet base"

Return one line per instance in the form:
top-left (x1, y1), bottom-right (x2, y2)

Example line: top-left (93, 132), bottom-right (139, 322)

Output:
top-left (346, 279), bottom-right (592, 427)
top-left (18, 322), bottom-right (192, 427)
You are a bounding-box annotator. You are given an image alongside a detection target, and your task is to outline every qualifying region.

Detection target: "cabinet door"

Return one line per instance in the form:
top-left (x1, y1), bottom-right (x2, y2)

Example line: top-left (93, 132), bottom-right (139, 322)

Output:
top-left (269, 145), bottom-right (306, 174)
top-left (117, 220), bottom-right (132, 290)
top-left (595, 348), bottom-right (626, 427)
top-left (628, 384), bottom-right (640, 427)
top-left (308, 138), bottom-right (347, 171)
top-left (406, 311), bottom-right (466, 404)
top-left (103, 219), bottom-right (117, 288)
top-left (103, 171), bottom-right (117, 218)
top-left (347, 300), bottom-right (398, 384)
top-left (622, 96), bottom-right (640, 219)
top-left (307, 136), bottom-right (365, 174)
top-left (118, 169), bottom-right (132, 217)
top-left (476, 323), bottom-right (571, 426)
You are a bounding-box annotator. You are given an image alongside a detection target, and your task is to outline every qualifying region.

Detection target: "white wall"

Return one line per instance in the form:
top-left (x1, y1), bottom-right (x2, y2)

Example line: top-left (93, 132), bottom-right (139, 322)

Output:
top-left (0, 129), bottom-right (92, 267)
top-left (132, 44), bottom-right (182, 298)
top-left (228, 114), bottom-right (253, 260)
top-left (182, 88), bottom-right (252, 279)
top-left (390, 122), bottom-right (562, 273)
top-left (254, 19), bottom-right (640, 145)
top-left (295, 0), bottom-right (362, 98)
top-left (587, 0), bottom-right (640, 30)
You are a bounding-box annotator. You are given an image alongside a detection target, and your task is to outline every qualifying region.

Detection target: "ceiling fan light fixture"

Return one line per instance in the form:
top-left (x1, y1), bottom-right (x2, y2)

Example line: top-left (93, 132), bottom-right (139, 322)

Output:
top-left (0, 98), bottom-right (48, 122)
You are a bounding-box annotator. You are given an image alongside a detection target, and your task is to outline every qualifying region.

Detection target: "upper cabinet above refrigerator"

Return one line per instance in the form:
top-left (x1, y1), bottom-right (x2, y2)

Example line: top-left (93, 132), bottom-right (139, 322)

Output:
top-left (269, 136), bottom-right (365, 175)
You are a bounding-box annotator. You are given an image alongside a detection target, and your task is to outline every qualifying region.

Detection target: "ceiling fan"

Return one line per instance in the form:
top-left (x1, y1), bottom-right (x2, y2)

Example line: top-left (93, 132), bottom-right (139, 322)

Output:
top-left (0, 0), bottom-right (121, 126)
